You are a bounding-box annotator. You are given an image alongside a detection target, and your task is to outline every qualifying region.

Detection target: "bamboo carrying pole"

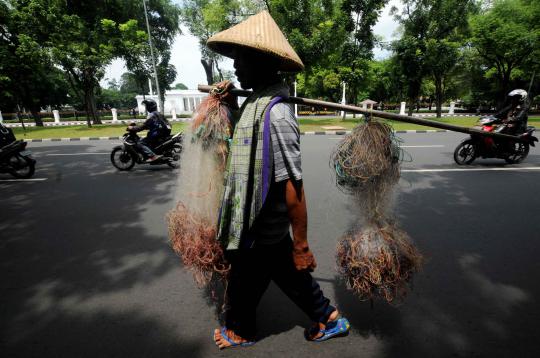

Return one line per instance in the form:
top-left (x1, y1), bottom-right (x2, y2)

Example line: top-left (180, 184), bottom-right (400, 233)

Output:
top-left (198, 85), bottom-right (527, 142)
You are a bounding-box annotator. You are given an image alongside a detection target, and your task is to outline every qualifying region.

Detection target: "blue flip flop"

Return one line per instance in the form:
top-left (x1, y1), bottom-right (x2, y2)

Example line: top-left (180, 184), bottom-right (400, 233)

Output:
top-left (215, 327), bottom-right (256, 349)
top-left (311, 317), bottom-right (351, 342)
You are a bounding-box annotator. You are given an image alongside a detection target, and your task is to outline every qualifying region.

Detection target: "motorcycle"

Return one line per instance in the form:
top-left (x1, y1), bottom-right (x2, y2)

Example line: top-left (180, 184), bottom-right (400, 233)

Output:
top-left (0, 123), bottom-right (36, 179)
top-left (453, 115), bottom-right (538, 165)
top-left (110, 126), bottom-right (183, 171)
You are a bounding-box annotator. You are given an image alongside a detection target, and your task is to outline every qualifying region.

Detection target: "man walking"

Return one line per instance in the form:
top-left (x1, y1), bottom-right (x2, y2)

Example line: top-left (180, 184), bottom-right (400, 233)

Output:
top-left (206, 11), bottom-right (350, 349)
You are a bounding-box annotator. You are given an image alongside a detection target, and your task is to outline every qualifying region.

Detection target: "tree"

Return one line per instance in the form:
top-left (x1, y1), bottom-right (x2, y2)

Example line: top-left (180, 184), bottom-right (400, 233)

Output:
top-left (469, 0), bottom-right (539, 105)
top-left (11, 0), bottom-right (180, 126)
top-left (424, 39), bottom-right (460, 117)
top-left (181, 0), bottom-right (264, 85)
top-left (121, 0), bottom-right (181, 111)
top-left (173, 83), bottom-right (188, 90)
top-left (392, 0), bottom-right (475, 116)
top-left (120, 72), bottom-right (150, 94)
top-left (0, 1), bottom-right (69, 125)
top-left (368, 58), bottom-right (406, 106)
top-left (337, 0), bottom-right (389, 106)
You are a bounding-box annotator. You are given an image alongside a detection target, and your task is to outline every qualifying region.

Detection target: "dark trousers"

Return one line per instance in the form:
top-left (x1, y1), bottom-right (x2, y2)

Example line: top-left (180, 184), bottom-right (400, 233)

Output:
top-left (224, 238), bottom-right (334, 340)
top-left (138, 137), bottom-right (156, 158)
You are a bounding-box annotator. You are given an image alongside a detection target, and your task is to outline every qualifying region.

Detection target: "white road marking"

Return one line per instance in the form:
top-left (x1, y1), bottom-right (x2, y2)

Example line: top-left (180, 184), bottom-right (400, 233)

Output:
top-left (402, 167), bottom-right (540, 173)
top-left (45, 153), bottom-right (109, 156)
top-left (402, 145), bottom-right (445, 148)
top-left (0, 178), bottom-right (48, 182)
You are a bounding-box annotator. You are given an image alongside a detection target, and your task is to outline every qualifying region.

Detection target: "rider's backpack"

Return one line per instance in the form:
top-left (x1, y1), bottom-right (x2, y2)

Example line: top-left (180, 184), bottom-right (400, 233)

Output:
top-left (0, 123), bottom-right (16, 148)
top-left (158, 115), bottom-right (172, 137)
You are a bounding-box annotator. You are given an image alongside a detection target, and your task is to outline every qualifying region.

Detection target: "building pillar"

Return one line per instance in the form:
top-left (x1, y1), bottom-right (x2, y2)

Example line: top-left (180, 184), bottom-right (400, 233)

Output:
top-left (53, 110), bottom-right (60, 123)
top-left (111, 108), bottom-right (118, 122)
top-left (171, 108), bottom-right (177, 120)
top-left (399, 102), bottom-right (406, 115)
top-left (0, 110), bottom-right (3, 123)
top-left (449, 101), bottom-right (456, 115)
top-left (294, 81), bottom-right (298, 118)
top-left (340, 82), bottom-right (346, 118)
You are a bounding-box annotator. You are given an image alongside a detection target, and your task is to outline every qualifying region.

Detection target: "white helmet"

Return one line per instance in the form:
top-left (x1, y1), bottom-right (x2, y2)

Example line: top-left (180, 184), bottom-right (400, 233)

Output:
top-left (507, 89), bottom-right (528, 102)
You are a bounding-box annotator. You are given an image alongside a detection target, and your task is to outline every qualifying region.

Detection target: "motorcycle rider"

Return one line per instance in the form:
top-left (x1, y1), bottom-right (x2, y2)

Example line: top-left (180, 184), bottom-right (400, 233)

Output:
top-left (128, 99), bottom-right (171, 162)
top-left (495, 89), bottom-right (529, 135)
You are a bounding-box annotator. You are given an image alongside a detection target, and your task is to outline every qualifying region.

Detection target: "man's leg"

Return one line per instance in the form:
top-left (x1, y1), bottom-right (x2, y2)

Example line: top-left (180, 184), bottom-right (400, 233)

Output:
top-left (139, 138), bottom-right (162, 162)
top-left (214, 249), bottom-right (271, 347)
top-left (137, 138), bottom-right (155, 158)
top-left (271, 239), bottom-right (336, 324)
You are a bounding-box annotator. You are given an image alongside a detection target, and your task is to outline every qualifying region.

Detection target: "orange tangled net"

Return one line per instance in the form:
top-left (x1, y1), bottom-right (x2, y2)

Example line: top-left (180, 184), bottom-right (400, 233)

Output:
top-left (190, 81), bottom-right (235, 169)
top-left (168, 203), bottom-right (230, 286)
top-left (336, 222), bottom-right (423, 303)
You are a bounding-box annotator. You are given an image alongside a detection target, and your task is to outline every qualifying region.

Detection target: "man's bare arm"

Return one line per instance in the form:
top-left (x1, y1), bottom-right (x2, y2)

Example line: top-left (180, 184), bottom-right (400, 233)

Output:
top-left (285, 179), bottom-right (317, 271)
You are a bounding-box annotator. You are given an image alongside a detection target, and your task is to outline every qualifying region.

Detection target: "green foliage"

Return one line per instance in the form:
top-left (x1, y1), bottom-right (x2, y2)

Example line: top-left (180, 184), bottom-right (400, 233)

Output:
top-left (173, 83), bottom-right (189, 90)
top-left (0, 0), bottom-right (69, 124)
top-left (391, 0), bottom-right (475, 116)
top-left (469, 0), bottom-right (539, 103)
top-left (97, 88), bottom-right (138, 109)
top-left (120, 72), bottom-right (150, 94)
top-left (181, 0), bottom-right (264, 84)
top-left (4, 0), bottom-right (179, 126)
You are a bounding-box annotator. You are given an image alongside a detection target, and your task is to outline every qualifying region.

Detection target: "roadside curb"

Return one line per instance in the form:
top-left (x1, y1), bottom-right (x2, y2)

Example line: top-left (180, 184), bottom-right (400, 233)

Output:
top-left (3, 118), bottom-right (189, 128)
top-left (22, 130), bottom-right (449, 142)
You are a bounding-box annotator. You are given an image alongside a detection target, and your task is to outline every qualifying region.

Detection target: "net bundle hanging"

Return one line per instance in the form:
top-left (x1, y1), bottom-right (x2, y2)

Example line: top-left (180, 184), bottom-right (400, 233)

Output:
top-left (331, 120), bottom-right (423, 303)
top-left (167, 81), bottom-right (237, 287)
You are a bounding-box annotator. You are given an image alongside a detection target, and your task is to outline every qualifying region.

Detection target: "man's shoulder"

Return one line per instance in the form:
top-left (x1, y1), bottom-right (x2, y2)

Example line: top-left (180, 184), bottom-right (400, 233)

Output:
top-left (269, 102), bottom-right (296, 124)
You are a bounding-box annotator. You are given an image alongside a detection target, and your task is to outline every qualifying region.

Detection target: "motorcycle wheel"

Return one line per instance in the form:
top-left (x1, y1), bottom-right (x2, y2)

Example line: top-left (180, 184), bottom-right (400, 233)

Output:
top-left (9, 154), bottom-right (35, 179)
top-left (167, 143), bottom-right (182, 168)
top-left (111, 147), bottom-right (135, 171)
top-left (504, 142), bottom-right (529, 164)
top-left (454, 140), bottom-right (476, 165)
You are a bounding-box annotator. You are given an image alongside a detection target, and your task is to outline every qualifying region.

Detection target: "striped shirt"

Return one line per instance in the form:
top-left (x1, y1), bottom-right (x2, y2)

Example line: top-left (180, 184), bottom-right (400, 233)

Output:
top-left (246, 101), bottom-right (302, 246)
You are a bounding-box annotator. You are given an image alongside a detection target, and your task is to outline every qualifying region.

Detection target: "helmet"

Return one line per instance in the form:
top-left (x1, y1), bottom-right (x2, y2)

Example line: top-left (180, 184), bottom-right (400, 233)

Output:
top-left (142, 99), bottom-right (158, 112)
top-left (507, 89), bottom-right (528, 102)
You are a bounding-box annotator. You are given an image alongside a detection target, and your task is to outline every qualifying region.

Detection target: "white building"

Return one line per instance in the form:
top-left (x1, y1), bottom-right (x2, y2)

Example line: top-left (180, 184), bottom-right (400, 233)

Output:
top-left (135, 89), bottom-right (208, 115)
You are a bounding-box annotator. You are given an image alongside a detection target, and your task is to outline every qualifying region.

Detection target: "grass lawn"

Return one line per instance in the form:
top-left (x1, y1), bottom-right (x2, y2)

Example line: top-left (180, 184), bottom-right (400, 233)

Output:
top-left (12, 122), bottom-right (189, 140)
top-left (299, 115), bottom-right (540, 132)
top-left (10, 116), bottom-right (540, 139)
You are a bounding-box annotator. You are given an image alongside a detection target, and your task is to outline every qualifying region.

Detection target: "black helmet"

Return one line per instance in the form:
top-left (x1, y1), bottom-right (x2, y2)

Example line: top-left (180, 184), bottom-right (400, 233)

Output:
top-left (142, 99), bottom-right (158, 112)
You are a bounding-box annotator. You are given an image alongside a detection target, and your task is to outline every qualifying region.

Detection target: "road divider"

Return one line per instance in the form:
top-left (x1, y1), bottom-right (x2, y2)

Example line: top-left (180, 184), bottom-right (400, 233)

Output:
top-left (0, 178), bottom-right (48, 182)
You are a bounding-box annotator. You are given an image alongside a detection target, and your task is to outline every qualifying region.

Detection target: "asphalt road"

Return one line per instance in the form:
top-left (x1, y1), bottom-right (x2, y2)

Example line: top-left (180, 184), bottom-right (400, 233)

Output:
top-left (1, 132), bottom-right (540, 358)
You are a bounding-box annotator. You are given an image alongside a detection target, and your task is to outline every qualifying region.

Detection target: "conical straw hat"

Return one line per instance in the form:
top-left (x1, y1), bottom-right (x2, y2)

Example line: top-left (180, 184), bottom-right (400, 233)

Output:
top-left (207, 11), bottom-right (304, 72)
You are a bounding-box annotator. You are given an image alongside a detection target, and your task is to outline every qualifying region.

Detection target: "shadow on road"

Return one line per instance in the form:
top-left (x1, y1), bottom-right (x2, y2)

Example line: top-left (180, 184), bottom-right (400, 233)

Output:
top-left (0, 145), bottom-right (200, 357)
top-left (331, 165), bottom-right (540, 357)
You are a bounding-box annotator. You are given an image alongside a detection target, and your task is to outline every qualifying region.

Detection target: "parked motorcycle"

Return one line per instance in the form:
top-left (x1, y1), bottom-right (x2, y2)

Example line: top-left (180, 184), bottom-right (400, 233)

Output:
top-left (0, 123), bottom-right (36, 179)
top-left (110, 126), bottom-right (183, 171)
top-left (454, 115), bottom-right (537, 165)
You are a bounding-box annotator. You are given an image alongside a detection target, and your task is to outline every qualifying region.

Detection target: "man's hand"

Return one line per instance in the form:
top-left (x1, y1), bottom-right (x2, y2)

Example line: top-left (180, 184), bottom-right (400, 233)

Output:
top-left (293, 241), bottom-right (317, 272)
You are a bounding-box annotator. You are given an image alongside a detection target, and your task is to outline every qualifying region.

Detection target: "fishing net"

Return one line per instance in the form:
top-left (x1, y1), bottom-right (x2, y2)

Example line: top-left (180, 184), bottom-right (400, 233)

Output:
top-left (168, 203), bottom-right (229, 286)
top-left (330, 121), bottom-right (401, 195)
top-left (336, 221), bottom-right (423, 303)
top-left (332, 119), bottom-right (423, 303)
top-left (168, 81), bottom-right (236, 287)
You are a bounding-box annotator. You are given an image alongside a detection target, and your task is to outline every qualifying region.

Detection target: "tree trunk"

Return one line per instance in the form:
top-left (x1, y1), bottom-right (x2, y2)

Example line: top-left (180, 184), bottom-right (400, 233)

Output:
top-left (84, 86), bottom-right (101, 127)
top-left (215, 61), bottom-right (224, 81)
top-left (407, 102), bottom-right (413, 117)
top-left (435, 77), bottom-right (443, 118)
top-left (201, 58), bottom-right (214, 85)
top-left (30, 109), bottom-right (44, 127)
